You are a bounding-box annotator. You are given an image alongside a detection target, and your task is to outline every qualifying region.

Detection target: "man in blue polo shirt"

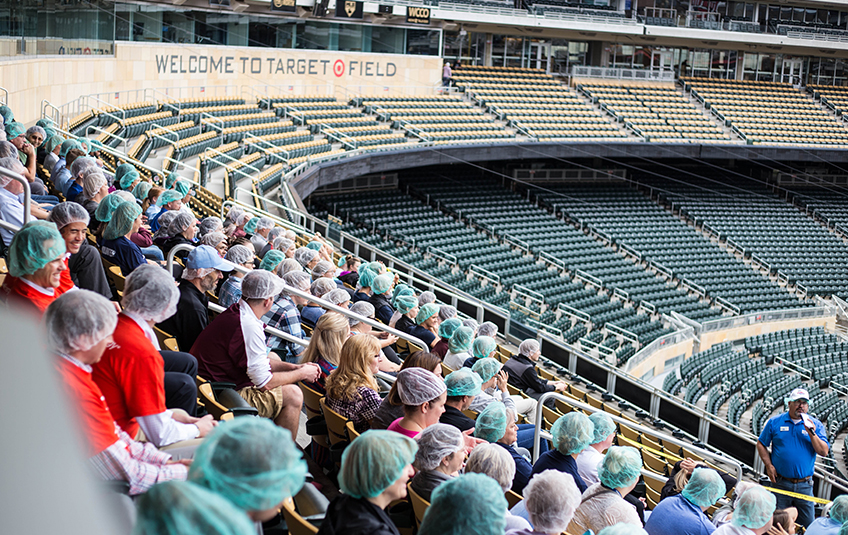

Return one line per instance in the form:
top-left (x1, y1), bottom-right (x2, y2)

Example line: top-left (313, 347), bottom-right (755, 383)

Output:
top-left (757, 387), bottom-right (829, 528)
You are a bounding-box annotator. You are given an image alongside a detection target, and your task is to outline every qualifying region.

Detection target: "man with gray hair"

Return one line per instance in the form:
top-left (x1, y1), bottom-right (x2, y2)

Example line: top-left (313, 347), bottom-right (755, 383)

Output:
top-left (503, 338), bottom-right (568, 413)
top-left (259, 226), bottom-right (285, 259)
top-left (218, 244), bottom-right (254, 308)
top-left (250, 217), bottom-right (275, 256)
top-left (263, 270), bottom-right (311, 362)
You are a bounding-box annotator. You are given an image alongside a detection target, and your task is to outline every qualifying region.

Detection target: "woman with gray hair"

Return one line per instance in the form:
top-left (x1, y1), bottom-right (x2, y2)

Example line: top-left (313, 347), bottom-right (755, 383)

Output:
top-left (409, 423), bottom-right (466, 501)
top-left (273, 236), bottom-right (296, 259)
top-left (510, 470), bottom-right (582, 535)
top-left (199, 231), bottom-right (228, 258)
top-left (197, 216), bottom-right (223, 238)
top-left (159, 211), bottom-right (197, 261)
top-left (465, 443), bottom-right (532, 531)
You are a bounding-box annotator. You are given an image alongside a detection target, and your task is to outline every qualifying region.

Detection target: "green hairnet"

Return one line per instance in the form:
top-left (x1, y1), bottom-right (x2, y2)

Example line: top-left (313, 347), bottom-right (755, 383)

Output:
top-left (831, 495), bottom-right (848, 524)
top-left (551, 412), bottom-right (594, 455)
top-left (77, 138), bottom-right (92, 154)
top-left (243, 216), bottom-right (259, 235)
top-left (157, 189), bottom-right (183, 206)
top-left (133, 180), bottom-right (152, 201)
top-left (395, 295), bottom-right (417, 314)
top-left (438, 317), bottom-right (462, 340)
top-left (35, 118), bottom-right (53, 128)
top-left (357, 262), bottom-right (371, 276)
top-left (174, 179), bottom-right (192, 197)
top-left (358, 267), bottom-right (376, 289)
top-left (367, 261), bottom-right (384, 274)
top-left (732, 484), bottom-right (775, 528)
top-left (259, 250), bottom-right (285, 272)
top-left (475, 401), bottom-right (508, 443)
top-left (471, 336), bottom-right (497, 360)
top-left (119, 170), bottom-right (140, 190)
top-left (59, 139), bottom-right (79, 158)
top-left (392, 286), bottom-right (415, 308)
top-left (372, 273), bottom-right (393, 295)
top-left (163, 172), bottom-right (178, 189)
top-left (472, 357), bottom-right (501, 384)
top-left (44, 134), bottom-right (64, 154)
top-left (306, 240), bottom-right (322, 251)
top-left (449, 326), bottom-right (474, 354)
top-left (445, 368), bottom-right (483, 398)
top-left (339, 430), bottom-right (417, 499)
top-left (392, 283), bottom-right (410, 301)
top-left (7, 221), bottom-right (66, 277)
top-left (114, 163), bottom-right (134, 184)
top-left (103, 201), bottom-right (142, 241)
top-left (6, 121), bottom-right (25, 139)
top-left (133, 481), bottom-right (255, 535)
top-left (597, 525), bottom-right (649, 535)
top-left (419, 473), bottom-right (507, 535)
top-left (189, 417), bottom-right (307, 512)
top-left (589, 412), bottom-right (616, 444)
top-left (90, 139), bottom-right (103, 151)
top-left (681, 467), bottom-right (726, 509)
top-left (0, 105), bottom-right (14, 123)
top-left (415, 302), bottom-right (439, 325)
top-left (598, 446), bottom-right (641, 489)
top-left (43, 128), bottom-right (56, 143)
top-left (95, 193), bottom-right (126, 223)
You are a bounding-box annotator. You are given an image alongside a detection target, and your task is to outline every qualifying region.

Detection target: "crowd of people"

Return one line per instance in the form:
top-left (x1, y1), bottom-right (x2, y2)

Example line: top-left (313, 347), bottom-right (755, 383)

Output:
top-left (0, 109), bottom-right (845, 535)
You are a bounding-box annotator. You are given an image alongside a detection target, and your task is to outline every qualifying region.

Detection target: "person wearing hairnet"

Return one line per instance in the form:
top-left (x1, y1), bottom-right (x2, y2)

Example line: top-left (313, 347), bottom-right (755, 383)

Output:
top-left (418, 473), bottom-right (508, 535)
top-left (461, 335), bottom-right (497, 369)
top-left (390, 294), bottom-right (419, 333)
top-left (348, 300), bottom-right (401, 371)
top-left (409, 423), bottom-right (466, 501)
top-left (133, 480), bottom-right (254, 535)
top-left (48, 203), bottom-right (110, 298)
top-left (318, 432), bottom-right (417, 535)
top-left (577, 412), bottom-right (618, 485)
top-left (263, 270), bottom-right (311, 362)
top-left (199, 231), bottom-right (227, 258)
top-left (0, 157), bottom-right (48, 246)
top-left (475, 401), bottom-right (533, 493)
top-left (257, 227), bottom-right (284, 259)
top-left (49, 290), bottom-right (189, 494)
top-left (477, 321), bottom-right (498, 339)
top-left (249, 217), bottom-right (274, 254)
top-left (713, 485), bottom-right (777, 535)
top-left (441, 368), bottom-right (484, 432)
top-left (273, 236), bottom-right (296, 260)
top-left (294, 246), bottom-right (320, 270)
top-left (386, 367), bottom-right (447, 439)
top-left (807, 494), bottom-right (848, 535)
top-left (0, 221), bottom-right (72, 315)
top-left (509, 469), bottom-right (582, 535)
top-left (158, 210), bottom-right (197, 262)
top-left (407, 302), bottom-right (441, 350)
top-left (662, 458), bottom-right (735, 502)
top-left (645, 467), bottom-right (727, 535)
top-left (311, 259), bottom-right (335, 282)
top-left (353, 264), bottom-right (376, 303)
top-left (443, 325), bottom-right (474, 370)
top-left (532, 411), bottom-right (594, 493)
top-left (102, 201), bottom-right (151, 276)
top-left (368, 272), bottom-right (396, 325)
top-left (189, 416), bottom-right (308, 522)
top-left (324, 335), bottom-right (384, 432)
top-left (191, 270), bottom-right (321, 438)
top-left (42, 133), bottom-right (64, 173)
top-left (465, 443), bottom-right (531, 531)
top-left (757, 387), bottom-right (829, 527)
top-left (149, 189), bottom-right (184, 233)
top-left (569, 446), bottom-right (643, 534)
top-left (92, 265), bottom-right (216, 451)
top-left (217, 244), bottom-right (254, 309)
top-left (300, 277), bottom-right (335, 329)
top-left (80, 167), bottom-right (110, 229)
top-left (432, 317), bottom-right (461, 358)
top-left (503, 338), bottom-right (568, 422)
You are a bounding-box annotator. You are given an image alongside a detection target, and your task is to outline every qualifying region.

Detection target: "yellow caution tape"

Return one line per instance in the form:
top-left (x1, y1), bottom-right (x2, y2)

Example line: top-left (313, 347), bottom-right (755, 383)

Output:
top-left (765, 485), bottom-right (831, 505)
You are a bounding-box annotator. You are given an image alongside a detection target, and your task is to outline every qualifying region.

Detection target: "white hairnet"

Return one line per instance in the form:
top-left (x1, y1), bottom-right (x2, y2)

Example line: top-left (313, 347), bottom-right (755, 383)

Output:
top-left (81, 168), bottom-right (107, 200)
top-left (438, 305), bottom-right (456, 322)
top-left (198, 216), bottom-right (223, 237)
top-left (45, 290), bottom-right (118, 353)
top-left (154, 211), bottom-right (179, 239)
top-left (282, 271), bottom-right (311, 295)
top-left (324, 289), bottom-right (350, 306)
top-left (241, 270), bottom-right (284, 300)
top-left (462, 318), bottom-right (479, 333)
top-left (225, 206), bottom-right (244, 226)
top-left (255, 217), bottom-right (275, 232)
top-left (524, 470), bottom-right (582, 533)
top-left (349, 301), bottom-right (375, 326)
top-left (311, 277), bottom-right (336, 298)
top-left (519, 339), bottom-right (540, 357)
top-left (267, 227), bottom-right (285, 243)
top-left (418, 291), bottom-right (436, 306)
top-left (225, 244), bottom-right (253, 265)
top-left (477, 321), bottom-right (498, 338)
top-left (294, 247), bottom-right (317, 267)
top-left (311, 260), bottom-right (333, 279)
top-left (48, 202), bottom-right (90, 230)
top-left (200, 232), bottom-right (227, 249)
top-left (276, 258), bottom-right (301, 277)
top-left (414, 423), bottom-right (465, 471)
top-left (273, 237), bottom-right (294, 252)
top-left (182, 267), bottom-right (216, 281)
top-left (395, 367), bottom-right (446, 406)
top-left (71, 156), bottom-right (97, 179)
top-left (114, 190), bottom-right (135, 203)
top-left (465, 442), bottom-right (515, 493)
top-left (168, 211), bottom-right (195, 236)
top-left (121, 264), bottom-right (180, 323)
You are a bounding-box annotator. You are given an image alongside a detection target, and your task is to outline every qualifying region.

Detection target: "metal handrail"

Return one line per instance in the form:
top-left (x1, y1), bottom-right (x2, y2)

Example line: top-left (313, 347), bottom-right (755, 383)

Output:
top-left (0, 166), bottom-right (31, 225)
top-left (165, 244), bottom-right (428, 350)
top-left (0, 86), bottom-right (7, 106)
top-left (231, 188), bottom-right (312, 229)
top-left (532, 391), bottom-right (743, 484)
top-left (149, 123), bottom-right (181, 146)
top-left (85, 125), bottom-right (129, 153)
top-left (163, 157), bottom-right (202, 185)
top-left (50, 125), bottom-right (164, 180)
top-left (222, 198), bottom-right (309, 236)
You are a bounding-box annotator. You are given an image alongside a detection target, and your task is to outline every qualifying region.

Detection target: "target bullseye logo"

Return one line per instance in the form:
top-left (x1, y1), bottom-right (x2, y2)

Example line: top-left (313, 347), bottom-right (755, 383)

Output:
top-left (333, 60), bottom-right (345, 77)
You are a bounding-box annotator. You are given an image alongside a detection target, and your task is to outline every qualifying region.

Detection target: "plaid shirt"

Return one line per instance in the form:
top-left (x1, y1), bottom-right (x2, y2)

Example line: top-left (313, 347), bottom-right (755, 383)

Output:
top-left (218, 276), bottom-right (243, 309)
top-left (262, 295), bottom-right (305, 362)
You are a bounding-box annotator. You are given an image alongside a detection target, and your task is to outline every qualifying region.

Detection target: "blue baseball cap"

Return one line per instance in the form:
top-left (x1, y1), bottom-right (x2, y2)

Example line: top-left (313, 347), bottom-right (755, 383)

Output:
top-left (187, 245), bottom-right (235, 272)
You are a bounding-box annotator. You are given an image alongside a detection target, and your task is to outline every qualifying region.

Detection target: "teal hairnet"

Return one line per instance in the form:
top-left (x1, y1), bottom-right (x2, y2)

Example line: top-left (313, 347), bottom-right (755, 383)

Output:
top-left (103, 201), bottom-right (142, 241)
top-left (36, 118), bottom-right (53, 128)
top-left (415, 302), bottom-right (439, 325)
top-left (119, 170), bottom-right (140, 190)
top-left (133, 180), bottom-right (152, 201)
top-left (260, 250), bottom-right (285, 272)
top-left (5, 121), bottom-right (25, 139)
top-left (114, 163), bottom-right (134, 184)
top-left (732, 485), bottom-right (775, 528)
top-left (445, 368), bottom-right (483, 398)
top-left (392, 286), bottom-right (415, 308)
top-left (339, 430), bottom-right (417, 499)
top-left (438, 317), bottom-right (462, 340)
top-left (59, 139), bottom-right (79, 158)
top-left (90, 139), bottom-right (103, 151)
top-left (597, 525), bottom-right (649, 535)
top-left (163, 172), bottom-right (177, 189)
top-left (419, 473), bottom-right (507, 535)
top-left (392, 283), bottom-right (410, 302)
top-left (449, 326), bottom-right (474, 354)
top-left (0, 105), bottom-right (14, 123)
top-left (95, 193), bottom-right (126, 223)
top-left (358, 267), bottom-right (376, 289)
top-left (472, 357), bottom-right (502, 384)
top-left (551, 412), bottom-right (594, 455)
top-left (472, 336), bottom-right (497, 360)
top-left (306, 240), bottom-right (322, 251)
top-left (243, 216), bottom-right (259, 235)
top-left (395, 295), bottom-right (417, 314)
top-left (357, 262), bottom-right (371, 276)
top-left (174, 179), bottom-right (192, 197)
top-left (367, 261), bottom-right (384, 274)
top-left (133, 481), bottom-right (255, 535)
top-left (336, 255), bottom-right (347, 268)
top-left (475, 401), bottom-right (508, 443)
top-left (372, 273), bottom-right (393, 295)
top-left (681, 467), bottom-right (726, 509)
top-left (598, 446), bottom-right (641, 489)
top-left (189, 417), bottom-right (307, 512)
top-left (157, 189), bottom-right (183, 206)
top-left (831, 495), bottom-right (848, 524)
top-left (7, 221), bottom-right (66, 277)
top-left (44, 127), bottom-right (56, 142)
top-left (45, 134), bottom-right (64, 154)
top-left (589, 412), bottom-right (616, 444)
top-left (77, 138), bottom-right (92, 154)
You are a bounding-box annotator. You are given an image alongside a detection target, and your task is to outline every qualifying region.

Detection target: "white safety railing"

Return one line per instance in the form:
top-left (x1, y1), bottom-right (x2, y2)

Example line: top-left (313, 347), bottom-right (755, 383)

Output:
top-left (0, 167), bottom-right (31, 235)
top-left (571, 66), bottom-right (676, 82)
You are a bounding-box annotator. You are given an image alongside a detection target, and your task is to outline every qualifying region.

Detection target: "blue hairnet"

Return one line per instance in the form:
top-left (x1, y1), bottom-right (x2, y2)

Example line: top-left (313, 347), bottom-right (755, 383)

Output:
top-left (114, 163), bottom-right (134, 184)
top-left (357, 262), bottom-right (371, 276)
top-left (367, 261), bottom-right (384, 274)
top-left (116, 169), bottom-right (138, 190)
top-left (372, 273), bottom-right (393, 295)
top-left (597, 525), bottom-right (649, 535)
top-left (260, 250), bottom-right (285, 272)
top-left (0, 105), bottom-right (13, 123)
top-left (358, 267), bottom-right (376, 289)
top-left (589, 412), bottom-right (616, 444)
top-left (392, 283), bottom-right (410, 302)
top-left (5, 121), bottom-right (25, 139)
top-left (472, 357), bottom-right (502, 384)
top-left (306, 240), bottom-right (322, 251)
top-left (44, 134), bottom-right (64, 154)
top-left (133, 481), bottom-right (255, 535)
top-left (189, 417), bottom-right (307, 512)
top-left (243, 216), bottom-right (259, 235)
top-left (475, 401), bottom-right (508, 443)
top-left (77, 138), bottom-right (92, 154)
top-left (415, 302), bottom-right (439, 325)
top-left (445, 368), bottom-right (483, 398)
top-left (103, 201), bottom-right (142, 241)
top-left (133, 180), bottom-right (152, 201)
top-left (831, 495), bottom-right (848, 524)
top-left (598, 446), bottom-right (642, 489)
top-left (36, 118), bottom-right (53, 128)
top-left (438, 317), bottom-right (462, 339)
top-left (157, 189), bottom-right (183, 206)
top-left (165, 172), bottom-right (179, 189)
top-left (94, 193), bottom-right (126, 223)
top-left (339, 430), bottom-right (417, 499)
top-left (7, 221), bottom-right (66, 277)
top-left (392, 286), bottom-right (416, 308)
top-left (551, 412), bottom-right (594, 455)
top-left (731, 485), bottom-right (775, 528)
top-left (449, 326), bottom-right (474, 354)
top-left (59, 139), bottom-right (79, 158)
top-left (174, 179), bottom-right (192, 197)
top-left (419, 473), bottom-right (507, 535)
top-left (681, 467), bottom-right (726, 509)
top-left (472, 336), bottom-right (497, 360)
top-left (395, 295), bottom-right (417, 314)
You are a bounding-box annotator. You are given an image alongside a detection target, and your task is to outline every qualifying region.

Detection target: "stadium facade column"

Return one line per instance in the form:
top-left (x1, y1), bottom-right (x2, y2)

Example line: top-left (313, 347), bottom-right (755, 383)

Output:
top-left (484, 33), bottom-right (493, 66)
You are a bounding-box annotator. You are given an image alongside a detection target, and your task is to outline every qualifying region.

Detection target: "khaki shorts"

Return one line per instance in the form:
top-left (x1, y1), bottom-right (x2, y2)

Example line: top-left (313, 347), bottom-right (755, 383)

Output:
top-left (238, 385), bottom-right (284, 419)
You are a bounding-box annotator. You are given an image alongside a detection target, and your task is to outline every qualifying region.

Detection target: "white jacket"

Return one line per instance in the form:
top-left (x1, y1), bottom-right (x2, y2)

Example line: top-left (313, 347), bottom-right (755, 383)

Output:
top-left (567, 483), bottom-right (641, 535)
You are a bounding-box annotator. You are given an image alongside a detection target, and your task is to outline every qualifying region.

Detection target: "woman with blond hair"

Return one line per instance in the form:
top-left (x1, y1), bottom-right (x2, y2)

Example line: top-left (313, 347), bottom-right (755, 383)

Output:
top-left (301, 312), bottom-right (350, 393)
top-left (324, 335), bottom-right (383, 432)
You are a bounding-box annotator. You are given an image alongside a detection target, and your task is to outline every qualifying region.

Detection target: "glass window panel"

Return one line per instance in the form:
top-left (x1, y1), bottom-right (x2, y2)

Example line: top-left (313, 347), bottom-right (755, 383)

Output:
top-left (370, 25), bottom-right (402, 54)
top-left (338, 23), bottom-right (362, 52)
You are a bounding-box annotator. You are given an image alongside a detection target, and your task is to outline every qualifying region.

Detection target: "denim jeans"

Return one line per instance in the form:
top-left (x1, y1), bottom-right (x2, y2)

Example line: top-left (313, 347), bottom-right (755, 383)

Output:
top-left (772, 475), bottom-right (814, 527)
top-left (140, 245), bottom-right (164, 261)
top-left (32, 194), bottom-right (60, 205)
top-left (517, 423), bottom-right (549, 456)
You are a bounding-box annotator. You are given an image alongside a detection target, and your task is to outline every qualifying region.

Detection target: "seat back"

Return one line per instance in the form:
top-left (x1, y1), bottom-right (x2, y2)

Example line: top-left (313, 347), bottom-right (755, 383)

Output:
top-left (281, 498), bottom-right (319, 535)
top-left (407, 483), bottom-right (430, 528)
top-left (505, 489), bottom-right (523, 509)
top-left (299, 381), bottom-right (324, 420)
top-left (345, 420), bottom-right (361, 441)
top-left (319, 398), bottom-right (351, 446)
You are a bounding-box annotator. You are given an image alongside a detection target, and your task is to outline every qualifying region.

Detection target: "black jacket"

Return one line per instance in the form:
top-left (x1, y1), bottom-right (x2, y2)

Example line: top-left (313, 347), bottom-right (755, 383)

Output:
top-left (316, 495), bottom-right (400, 535)
top-left (157, 281), bottom-right (208, 352)
top-left (439, 404), bottom-right (475, 432)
